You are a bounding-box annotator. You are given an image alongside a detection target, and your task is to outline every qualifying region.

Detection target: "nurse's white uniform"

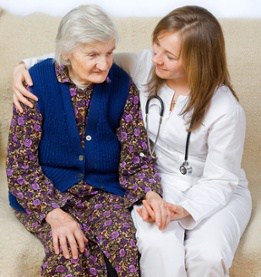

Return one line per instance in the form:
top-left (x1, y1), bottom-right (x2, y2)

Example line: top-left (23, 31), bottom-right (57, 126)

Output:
top-left (25, 51), bottom-right (252, 277)
top-left (114, 50), bottom-right (252, 277)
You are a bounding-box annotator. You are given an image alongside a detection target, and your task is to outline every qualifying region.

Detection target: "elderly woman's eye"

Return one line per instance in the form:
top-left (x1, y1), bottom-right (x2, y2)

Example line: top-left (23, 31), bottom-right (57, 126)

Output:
top-left (88, 53), bottom-right (97, 58)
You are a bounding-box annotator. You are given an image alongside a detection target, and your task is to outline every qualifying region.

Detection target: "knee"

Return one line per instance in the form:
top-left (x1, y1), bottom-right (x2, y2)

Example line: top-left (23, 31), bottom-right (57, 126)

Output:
top-left (41, 252), bottom-right (86, 276)
top-left (186, 248), bottom-right (229, 276)
top-left (137, 229), bottom-right (178, 254)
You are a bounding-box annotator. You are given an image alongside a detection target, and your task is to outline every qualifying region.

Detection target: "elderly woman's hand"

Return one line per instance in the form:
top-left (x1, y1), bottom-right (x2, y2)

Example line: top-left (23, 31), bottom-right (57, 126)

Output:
top-left (46, 208), bottom-right (88, 259)
top-left (12, 62), bottom-right (38, 113)
top-left (137, 191), bottom-right (172, 230)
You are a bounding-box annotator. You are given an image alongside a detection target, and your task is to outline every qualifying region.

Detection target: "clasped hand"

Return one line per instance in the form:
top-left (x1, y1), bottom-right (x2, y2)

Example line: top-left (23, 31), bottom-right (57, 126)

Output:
top-left (137, 191), bottom-right (189, 230)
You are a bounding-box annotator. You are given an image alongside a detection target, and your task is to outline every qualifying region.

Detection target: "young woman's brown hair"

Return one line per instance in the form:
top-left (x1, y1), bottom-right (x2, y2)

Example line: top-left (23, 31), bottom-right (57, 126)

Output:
top-left (147, 5), bottom-right (238, 131)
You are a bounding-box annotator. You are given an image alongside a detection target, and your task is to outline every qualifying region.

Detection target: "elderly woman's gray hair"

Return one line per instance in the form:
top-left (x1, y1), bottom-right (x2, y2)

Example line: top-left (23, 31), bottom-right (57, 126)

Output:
top-left (55, 5), bottom-right (118, 65)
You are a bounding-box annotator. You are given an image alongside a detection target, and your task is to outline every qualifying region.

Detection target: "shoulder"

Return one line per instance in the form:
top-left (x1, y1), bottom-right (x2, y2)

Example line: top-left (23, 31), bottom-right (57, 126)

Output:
top-left (29, 58), bottom-right (55, 70)
top-left (211, 86), bottom-right (244, 114)
top-left (133, 49), bottom-right (153, 91)
top-left (135, 49), bottom-right (153, 74)
top-left (29, 58), bottom-right (55, 75)
top-left (29, 59), bottom-right (59, 99)
top-left (204, 86), bottom-right (245, 125)
top-left (109, 63), bottom-right (130, 78)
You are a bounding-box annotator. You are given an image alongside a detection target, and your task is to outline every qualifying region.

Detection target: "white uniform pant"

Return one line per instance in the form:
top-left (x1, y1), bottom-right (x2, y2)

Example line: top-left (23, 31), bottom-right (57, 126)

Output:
top-left (131, 186), bottom-right (251, 277)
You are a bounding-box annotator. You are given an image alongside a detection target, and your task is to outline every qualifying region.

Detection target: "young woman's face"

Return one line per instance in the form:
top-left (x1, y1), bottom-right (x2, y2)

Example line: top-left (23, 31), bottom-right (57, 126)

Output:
top-left (64, 39), bottom-right (115, 85)
top-left (152, 32), bottom-right (187, 85)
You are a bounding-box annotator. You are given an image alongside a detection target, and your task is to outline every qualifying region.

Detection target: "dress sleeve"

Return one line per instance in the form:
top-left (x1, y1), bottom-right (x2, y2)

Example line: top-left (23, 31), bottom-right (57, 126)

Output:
top-left (117, 82), bottom-right (162, 208)
top-left (178, 103), bottom-right (247, 229)
top-left (6, 103), bottom-right (69, 223)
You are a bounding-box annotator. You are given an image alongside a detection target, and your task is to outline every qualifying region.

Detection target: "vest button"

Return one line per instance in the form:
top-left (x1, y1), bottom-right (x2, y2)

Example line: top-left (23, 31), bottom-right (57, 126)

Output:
top-left (79, 155), bottom-right (84, 161)
top-left (86, 135), bottom-right (92, 141)
top-left (78, 173), bottom-right (84, 179)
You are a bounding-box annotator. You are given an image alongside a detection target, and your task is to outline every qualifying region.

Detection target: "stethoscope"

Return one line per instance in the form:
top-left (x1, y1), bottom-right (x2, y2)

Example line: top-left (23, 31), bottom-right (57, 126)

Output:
top-left (145, 95), bottom-right (192, 175)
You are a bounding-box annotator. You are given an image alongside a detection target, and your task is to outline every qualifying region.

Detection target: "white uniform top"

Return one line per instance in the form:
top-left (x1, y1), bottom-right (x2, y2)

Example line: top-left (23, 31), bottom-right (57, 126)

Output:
top-left (113, 49), bottom-right (248, 229)
top-left (25, 50), bottom-right (249, 229)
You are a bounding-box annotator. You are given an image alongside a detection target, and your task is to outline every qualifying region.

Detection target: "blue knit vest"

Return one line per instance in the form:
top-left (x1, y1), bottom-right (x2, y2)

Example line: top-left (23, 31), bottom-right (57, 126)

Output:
top-left (9, 59), bottom-right (130, 211)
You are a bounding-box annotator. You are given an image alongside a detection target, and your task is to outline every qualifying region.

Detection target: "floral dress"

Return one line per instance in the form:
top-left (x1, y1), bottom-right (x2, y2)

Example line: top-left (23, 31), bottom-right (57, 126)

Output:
top-left (6, 63), bottom-right (162, 277)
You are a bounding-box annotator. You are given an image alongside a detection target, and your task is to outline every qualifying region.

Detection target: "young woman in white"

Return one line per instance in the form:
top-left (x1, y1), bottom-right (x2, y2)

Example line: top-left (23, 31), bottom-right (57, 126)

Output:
top-left (12, 6), bottom-right (252, 277)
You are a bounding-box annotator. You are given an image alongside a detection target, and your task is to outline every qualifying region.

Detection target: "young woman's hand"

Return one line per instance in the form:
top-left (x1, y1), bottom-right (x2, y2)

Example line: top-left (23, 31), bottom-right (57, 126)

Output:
top-left (12, 62), bottom-right (38, 112)
top-left (165, 202), bottom-right (190, 220)
top-left (45, 208), bottom-right (88, 259)
top-left (137, 191), bottom-right (172, 230)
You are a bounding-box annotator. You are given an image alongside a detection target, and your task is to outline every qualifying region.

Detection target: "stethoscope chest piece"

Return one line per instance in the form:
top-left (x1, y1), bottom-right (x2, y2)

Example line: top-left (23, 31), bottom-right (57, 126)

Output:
top-left (178, 129), bottom-right (192, 175)
top-left (180, 161), bottom-right (192, 175)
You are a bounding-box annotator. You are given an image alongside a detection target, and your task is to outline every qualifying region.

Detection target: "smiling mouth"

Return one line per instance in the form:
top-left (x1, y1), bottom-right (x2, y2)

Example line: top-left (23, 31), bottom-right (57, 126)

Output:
top-left (156, 66), bottom-right (167, 71)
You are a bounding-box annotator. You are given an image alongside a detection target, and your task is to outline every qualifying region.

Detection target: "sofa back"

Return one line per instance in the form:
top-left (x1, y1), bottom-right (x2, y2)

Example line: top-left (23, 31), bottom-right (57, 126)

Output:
top-left (0, 9), bottom-right (260, 187)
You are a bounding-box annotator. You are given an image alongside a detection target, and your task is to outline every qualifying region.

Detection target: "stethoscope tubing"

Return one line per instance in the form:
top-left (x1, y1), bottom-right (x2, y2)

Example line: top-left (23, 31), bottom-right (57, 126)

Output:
top-left (145, 95), bottom-right (164, 116)
top-left (145, 95), bottom-right (192, 175)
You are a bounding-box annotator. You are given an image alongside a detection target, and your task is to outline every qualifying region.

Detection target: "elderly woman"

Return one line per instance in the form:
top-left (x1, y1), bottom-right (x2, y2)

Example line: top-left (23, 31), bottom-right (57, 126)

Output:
top-left (6, 5), bottom-right (163, 277)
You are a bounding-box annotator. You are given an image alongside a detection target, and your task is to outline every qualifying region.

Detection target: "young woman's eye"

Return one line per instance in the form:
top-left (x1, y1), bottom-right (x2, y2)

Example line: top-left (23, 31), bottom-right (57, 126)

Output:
top-left (167, 55), bottom-right (178, 61)
top-left (167, 55), bottom-right (174, 60)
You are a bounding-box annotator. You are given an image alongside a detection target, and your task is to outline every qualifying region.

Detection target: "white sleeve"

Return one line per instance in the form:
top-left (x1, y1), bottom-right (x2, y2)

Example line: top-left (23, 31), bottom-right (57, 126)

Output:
top-left (113, 52), bottom-right (139, 77)
top-left (178, 103), bottom-right (247, 230)
top-left (113, 52), bottom-right (145, 87)
top-left (113, 49), bottom-right (153, 87)
top-left (23, 53), bottom-right (55, 69)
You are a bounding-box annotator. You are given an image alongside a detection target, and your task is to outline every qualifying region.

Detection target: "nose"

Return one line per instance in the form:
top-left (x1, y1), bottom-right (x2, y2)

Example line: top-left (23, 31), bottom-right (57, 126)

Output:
top-left (153, 51), bottom-right (163, 65)
top-left (96, 56), bottom-right (110, 71)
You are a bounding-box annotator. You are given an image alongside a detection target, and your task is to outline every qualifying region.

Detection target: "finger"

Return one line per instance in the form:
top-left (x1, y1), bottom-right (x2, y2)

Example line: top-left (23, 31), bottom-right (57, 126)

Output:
top-left (166, 202), bottom-right (176, 213)
top-left (16, 85), bottom-right (38, 103)
top-left (142, 200), bottom-right (155, 221)
top-left (14, 89), bottom-right (34, 108)
top-left (59, 235), bottom-right (70, 259)
top-left (136, 207), bottom-right (143, 218)
top-left (148, 200), bottom-right (162, 228)
top-left (75, 230), bottom-right (88, 254)
top-left (24, 70), bottom-right (33, 86)
top-left (165, 203), bottom-right (182, 220)
top-left (139, 205), bottom-right (149, 220)
top-left (67, 235), bottom-right (79, 260)
top-left (13, 94), bottom-right (24, 113)
top-left (19, 86), bottom-right (38, 102)
top-left (137, 206), bottom-right (153, 222)
top-left (158, 203), bottom-right (169, 230)
top-left (166, 208), bottom-right (172, 226)
top-left (161, 206), bottom-right (172, 230)
top-left (52, 233), bottom-right (60, 255)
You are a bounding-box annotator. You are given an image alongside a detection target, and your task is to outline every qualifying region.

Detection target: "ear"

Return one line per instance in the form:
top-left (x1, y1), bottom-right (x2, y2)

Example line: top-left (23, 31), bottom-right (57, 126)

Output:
top-left (62, 52), bottom-right (70, 62)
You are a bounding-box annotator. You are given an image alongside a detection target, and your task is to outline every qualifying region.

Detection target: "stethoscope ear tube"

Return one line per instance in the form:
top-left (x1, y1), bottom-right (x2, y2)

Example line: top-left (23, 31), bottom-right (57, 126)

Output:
top-left (145, 95), bottom-right (165, 158)
top-left (145, 95), bottom-right (164, 116)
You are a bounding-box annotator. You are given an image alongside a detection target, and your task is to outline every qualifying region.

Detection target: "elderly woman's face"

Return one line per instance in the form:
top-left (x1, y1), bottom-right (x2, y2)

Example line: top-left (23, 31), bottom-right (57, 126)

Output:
top-left (65, 39), bottom-right (115, 85)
